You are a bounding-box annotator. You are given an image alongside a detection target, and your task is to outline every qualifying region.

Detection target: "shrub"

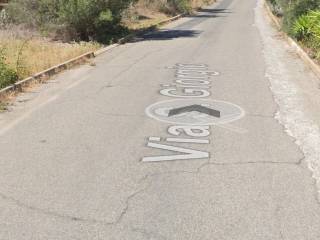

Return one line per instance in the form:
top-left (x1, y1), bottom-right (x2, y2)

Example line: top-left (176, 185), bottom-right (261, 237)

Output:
top-left (169, 0), bottom-right (192, 13)
top-left (270, 0), bottom-right (320, 33)
top-left (57, 0), bottom-right (134, 41)
top-left (292, 13), bottom-right (313, 39)
top-left (0, 9), bottom-right (10, 28)
top-left (0, 49), bottom-right (18, 89)
top-left (6, 0), bottom-right (40, 28)
top-left (292, 10), bottom-right (320, 58)
top-left (156, 0), bottom-right (193, 14)
top-left (285, 0), bottom-right (318, 33)
top-left (292, 10), bottom-right (320, 38)
top-left (6, 0), bottom-right (136, 42)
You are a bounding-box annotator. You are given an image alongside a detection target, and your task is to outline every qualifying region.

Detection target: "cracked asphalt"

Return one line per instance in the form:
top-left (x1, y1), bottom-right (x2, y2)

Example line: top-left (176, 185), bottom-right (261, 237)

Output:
top-left (1, 0), bottom-right (320, 239)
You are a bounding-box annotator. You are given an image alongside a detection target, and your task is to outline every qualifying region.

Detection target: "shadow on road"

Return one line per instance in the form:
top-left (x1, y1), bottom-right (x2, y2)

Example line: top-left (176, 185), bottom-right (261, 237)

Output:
top-left (131, 29), bottom-right (202, 42)
top-left (191, 8), bottom-right (232, 18)
top-left (125, 8), bottom-right (231, 43)
top-left (197, 8), bottom-right (232, 14)
top-left (191, 14), bottom-right (225, 18)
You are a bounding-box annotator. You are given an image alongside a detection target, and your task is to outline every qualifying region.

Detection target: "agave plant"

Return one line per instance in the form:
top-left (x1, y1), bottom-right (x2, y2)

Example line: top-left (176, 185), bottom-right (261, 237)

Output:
top-left (292, 14), bottom-right (313, 39)
top-left (308, 10), bottom-right (320, 23)
top-left (308, 10), bottom-right (320, 40)
top-left (292, 10), bottom-right (320, 59)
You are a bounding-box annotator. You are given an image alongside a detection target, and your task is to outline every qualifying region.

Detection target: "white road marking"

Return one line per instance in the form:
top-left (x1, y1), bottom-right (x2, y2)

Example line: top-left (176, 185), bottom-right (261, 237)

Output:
top-left (143, 63), bottom-right (244, 162)
top-left (145, 99), bottom-right (245, 125)
top-left (149, 137), bottom-right (161, 142)
top-left (142, 142), bottom-right (209, 162)
top-left (168, 125), bottom-right (210, 137)
top-left (160, 87), bottom-right (211, 98)
top-left (166, 138), bottom-right (210, 144)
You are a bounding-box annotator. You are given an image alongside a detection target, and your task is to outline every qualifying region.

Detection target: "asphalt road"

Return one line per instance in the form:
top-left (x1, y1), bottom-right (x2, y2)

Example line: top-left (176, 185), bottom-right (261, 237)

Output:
top-left (1, 0), bottom-right (320, 239)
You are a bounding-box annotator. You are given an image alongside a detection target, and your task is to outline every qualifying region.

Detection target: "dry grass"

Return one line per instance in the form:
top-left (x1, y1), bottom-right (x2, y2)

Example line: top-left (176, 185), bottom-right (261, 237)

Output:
top-left (124, 13), bottom-right (169, 30)
top-left (122, 1), bottom-right (170, 30)
top-left (122, 0), bottom-right (216, 30)
top-left (0, 28), bottom-right (100, 80)
top-left (0, 90), bottom-right (15, 110)
top-left (191, 0), bottom-right (216, 8)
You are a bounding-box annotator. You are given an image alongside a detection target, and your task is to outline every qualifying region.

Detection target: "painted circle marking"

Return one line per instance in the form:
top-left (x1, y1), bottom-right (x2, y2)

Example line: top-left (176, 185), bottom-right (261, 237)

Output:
top-left (146, 99), bottom-right (245, 125)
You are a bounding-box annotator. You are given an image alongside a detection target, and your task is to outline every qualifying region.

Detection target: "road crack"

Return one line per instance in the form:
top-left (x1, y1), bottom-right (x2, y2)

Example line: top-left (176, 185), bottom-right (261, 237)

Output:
top-left (0, 191), bottom-right (102, 224)
top-left (105, 187), bottom-right (149, 226)
top-left (0, 185), bottom-right (149, 226)
top-left (0, 159), bottom-right (304, 226)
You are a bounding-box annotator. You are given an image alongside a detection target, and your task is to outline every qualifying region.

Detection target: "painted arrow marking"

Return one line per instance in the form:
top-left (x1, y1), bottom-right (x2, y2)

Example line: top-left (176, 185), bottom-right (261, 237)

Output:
top-left (168, 104), bottom-right (221, 118)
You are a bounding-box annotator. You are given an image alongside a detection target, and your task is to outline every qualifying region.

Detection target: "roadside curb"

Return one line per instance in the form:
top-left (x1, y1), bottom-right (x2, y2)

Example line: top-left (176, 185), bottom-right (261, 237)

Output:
top-left (0, 51), bottom-right (94, 97)
top-left (264, 1), bottom-right (320, 80)
top-left (0, 14), bottom-right (184, 98)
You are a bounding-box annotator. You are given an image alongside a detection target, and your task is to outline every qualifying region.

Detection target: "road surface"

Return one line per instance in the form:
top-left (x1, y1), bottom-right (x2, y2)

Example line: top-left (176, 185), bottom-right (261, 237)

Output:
top-left (1, 0), bottom-right (320, 239)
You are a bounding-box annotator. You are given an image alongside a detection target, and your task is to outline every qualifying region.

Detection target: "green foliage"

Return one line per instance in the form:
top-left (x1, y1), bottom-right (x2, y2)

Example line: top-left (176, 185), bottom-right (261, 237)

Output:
top-left (6, 0), bottom-right (62, 28)
top-left (0, 9), bottom-right (10, 28)
top-left (37, 0), bottom-right (60, 25)
top-left (57, 0), bottom-right (133, 41)
top-left (268, 0), bottom-right (320, 58)
top-left (157, 0), bottom-right (193, 14)
top-left (286, 0), bottom-right (318, 33)
top-left (6, 0), bottom-right (196, 41)
top-left (292, 13), bottom-right (313, 39)
top-left (292, 10), bottom-right (320, 39)
top-left (6, 0), bottom-right (40, 27)
top-left (269, 0), bottom-right (320, 33)
top-left (169, 0), bottom-right (192, 13)
top-left (58, 0), bottom-right (108, 40)
top-left (6, 0), bottom-right (136, 42)
top-left (292, 10), bottom-right (320, 58)
top-left (0, 49), bottom-right (18, 89)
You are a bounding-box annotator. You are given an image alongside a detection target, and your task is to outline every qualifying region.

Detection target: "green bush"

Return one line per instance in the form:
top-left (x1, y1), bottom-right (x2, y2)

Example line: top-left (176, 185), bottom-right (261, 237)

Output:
top-left (5, 0), bottom-right (33, 26)
top-left (292, 10), bottom-right (320, 58)
top-left (169, 0), bottom-right (192, 13)
top-left (157, 0), bottom-right (193, 14)
top-left (0, 9), bottom-right (10, 28)
top-left (0, 49), bottom-right (18, 89)
top-left (292, 12), bottom-right (313, 39)
top-left (269, 0), bottom-right (319, 33)
top-left (6, 0), bottom-right (135, 42)
top-left (58, 0), bottom-right (135, 41)
top-left (6, 0), bottom-right (196, 41)
top-left (285, 0), bottom-right (318, 33)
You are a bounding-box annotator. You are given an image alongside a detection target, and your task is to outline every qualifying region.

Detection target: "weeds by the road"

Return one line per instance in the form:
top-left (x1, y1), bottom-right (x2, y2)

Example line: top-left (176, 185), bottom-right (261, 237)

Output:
top-left (122, 3), bottom-right (170, 30)
top-left (0, 28), bottom-right (100, 81)
top-left (0, 46), bottom-right (18, 89)
top-left (292, 10), bottom-right (320, 60)
top-left (268, 0), bottom-right (319, 33)
top-left (123, 0), bottom-right (215, 30)
top-left (267, 0), bottom-right (320, 61)
top-left (0, 101), bottom-right (7, 111)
